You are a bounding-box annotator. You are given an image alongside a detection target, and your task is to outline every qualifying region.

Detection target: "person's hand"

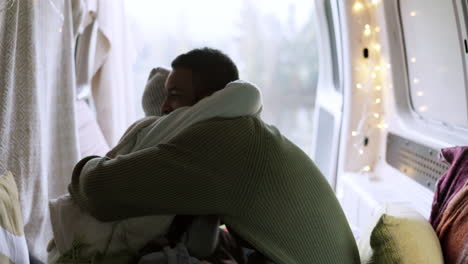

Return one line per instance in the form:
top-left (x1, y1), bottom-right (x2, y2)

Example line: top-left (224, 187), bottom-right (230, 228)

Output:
top-left (47, 239), bottom-right (56, 252)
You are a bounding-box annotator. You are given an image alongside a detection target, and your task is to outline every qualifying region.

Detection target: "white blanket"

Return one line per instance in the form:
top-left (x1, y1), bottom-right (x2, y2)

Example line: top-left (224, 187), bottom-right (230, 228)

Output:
top-left (49, 80), bottom-right (262, 260)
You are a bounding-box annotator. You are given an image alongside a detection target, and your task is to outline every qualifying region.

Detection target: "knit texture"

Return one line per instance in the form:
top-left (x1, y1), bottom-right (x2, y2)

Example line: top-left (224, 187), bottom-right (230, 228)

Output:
top-left (69, 116), bottom-right (359, 264)
top-left (142, 67), bottom-right (170, 116)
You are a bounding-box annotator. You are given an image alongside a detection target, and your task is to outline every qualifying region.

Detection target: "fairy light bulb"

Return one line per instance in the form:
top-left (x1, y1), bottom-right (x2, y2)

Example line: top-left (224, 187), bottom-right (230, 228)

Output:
top-left (375, 65), bottom-right (381, 71)
top-left (410, 11), bottom-right (417, 17)
top-left (359, 149), bottom-right (364, 155)
top-left (375, 27), bottom-right (381, 33)
top-left (352, 131), bottom-right (359, 136)
top-left (371, 0), bottom-right (379, 5)
top-left (363, 165), bottom-right (371, 172)
top-left (353, 2), bottom-right (364, 12)
top-left (373, 113), bottom-right (380, 119)
top-left (375, 98), bottom-right (382, 104)
top-left (417, 91), bottom-right (424, 96)
top-left (371, 72), bottom-right (377, 79)
top-left (374, 43), bottom-right (381, 52)
top-left (413, 78), bottom-right (420, 84)
top-left (356, 83), bottom-right (363, 89)
top-left (377, 122), bottom-right (388, 129)
top-left (411, 57), bottom-right (417, 63)
top-left (364, 24), bottom-right (372, 36)
top-left (375, 85), bottom-right (382, 91)
top-left (419, 105), bottom-right (428, 112)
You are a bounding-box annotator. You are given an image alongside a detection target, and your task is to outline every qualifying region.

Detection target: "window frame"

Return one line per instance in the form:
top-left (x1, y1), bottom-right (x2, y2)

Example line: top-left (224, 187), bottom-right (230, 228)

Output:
top-left (397, 0), bottom-right (468, 131)
top-left (381, 0), bottom-right (468, 145)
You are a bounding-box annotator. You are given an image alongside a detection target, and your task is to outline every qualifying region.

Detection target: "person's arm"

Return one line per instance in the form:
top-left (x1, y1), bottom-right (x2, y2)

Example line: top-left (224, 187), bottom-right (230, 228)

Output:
top-left (69, 118), bottom-right (253, 222)
top-left (106, 116), bottom-right (159, 158)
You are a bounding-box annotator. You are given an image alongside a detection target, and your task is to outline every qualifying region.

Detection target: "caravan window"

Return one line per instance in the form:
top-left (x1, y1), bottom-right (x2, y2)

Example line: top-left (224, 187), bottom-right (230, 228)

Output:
top-left (127, 0), bottom-right (319, 155)
top-left (399, 0), bottom-right (468, 128)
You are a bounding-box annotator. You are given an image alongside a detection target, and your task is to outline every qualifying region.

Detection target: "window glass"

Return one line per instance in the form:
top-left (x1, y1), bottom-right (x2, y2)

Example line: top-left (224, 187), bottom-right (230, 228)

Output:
top-left (127, 0), bottom-right (319, 155)
top-left (400, 0), bottom-right (468, 127)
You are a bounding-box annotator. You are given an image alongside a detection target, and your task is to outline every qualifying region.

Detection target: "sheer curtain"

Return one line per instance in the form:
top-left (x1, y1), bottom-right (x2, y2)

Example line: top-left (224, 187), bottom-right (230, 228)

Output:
top-left (82, 0), bottom-right (137, 147)
top-left (0, 0), bottom-right (82, 260)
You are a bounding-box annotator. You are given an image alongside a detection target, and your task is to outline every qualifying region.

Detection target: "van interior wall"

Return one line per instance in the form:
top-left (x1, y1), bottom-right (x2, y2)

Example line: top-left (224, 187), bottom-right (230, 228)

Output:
top-left (333, 0), bottom-right (466, 238)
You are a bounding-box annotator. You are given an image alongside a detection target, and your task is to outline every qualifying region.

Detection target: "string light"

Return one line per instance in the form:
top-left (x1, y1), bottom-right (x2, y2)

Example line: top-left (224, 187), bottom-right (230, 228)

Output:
top-left (419, 105), bottom-right (428, 112)
top-left (377, 122), bottom-right (388, 129)
top-left (353, 2), bottom-right (364, 12)
top-left (411, 57), bottom-right (416, 63)
top-left (351, 2), bottom-right (387, 174)
top-left (410, 11), bottom-right (417, 17)
top-left (373, 43), bottom-right (381, 52)
top-left (364, 24), bottom-right (372, 36)
top-left (417, 91), bottom-right (424, 96)
top-left (413, 78), bottom-right (420, 84)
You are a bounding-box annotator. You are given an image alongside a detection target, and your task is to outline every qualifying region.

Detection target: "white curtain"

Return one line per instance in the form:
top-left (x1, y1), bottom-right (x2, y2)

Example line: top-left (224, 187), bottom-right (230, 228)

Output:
top-left (75, 0), bottom-right (110, 158)
top-left (76, 100), bottom-right (109, 157)
top-left (0, 0), bottom-right (82, 260)
top-left (77, 0), bottom-right (137, 147)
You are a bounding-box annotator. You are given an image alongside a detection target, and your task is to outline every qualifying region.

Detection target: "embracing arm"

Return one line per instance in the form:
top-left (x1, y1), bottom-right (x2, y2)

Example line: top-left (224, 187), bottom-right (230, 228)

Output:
top-left (105, 116), bottom-right (159, 158)
top-left (69, 117), bottom-right (255, 222)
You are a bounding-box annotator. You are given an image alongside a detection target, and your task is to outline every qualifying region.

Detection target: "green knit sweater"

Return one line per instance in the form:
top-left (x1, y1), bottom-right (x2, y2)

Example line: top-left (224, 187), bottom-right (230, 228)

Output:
top-left (69, 116), bottom-right (359, 264)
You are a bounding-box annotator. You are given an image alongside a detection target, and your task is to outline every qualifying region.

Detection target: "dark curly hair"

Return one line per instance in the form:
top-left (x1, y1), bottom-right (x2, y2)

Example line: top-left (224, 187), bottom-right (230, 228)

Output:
top-left (171, 47), bottom-right (239, 100)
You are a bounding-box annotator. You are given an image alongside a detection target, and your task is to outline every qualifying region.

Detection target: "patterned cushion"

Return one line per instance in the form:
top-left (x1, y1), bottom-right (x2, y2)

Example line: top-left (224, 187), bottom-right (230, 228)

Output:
top-left (0, 171), bottom-right (28, 263)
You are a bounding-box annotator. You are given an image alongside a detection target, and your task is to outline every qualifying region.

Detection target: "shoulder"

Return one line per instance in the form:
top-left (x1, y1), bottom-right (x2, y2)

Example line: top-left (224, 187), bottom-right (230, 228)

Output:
top-left (175, 116), bottom-right (262, 138)
top-left (166, 116), bottom-right (267, 151)
top-left (126, 116), bottom-right (159, 132)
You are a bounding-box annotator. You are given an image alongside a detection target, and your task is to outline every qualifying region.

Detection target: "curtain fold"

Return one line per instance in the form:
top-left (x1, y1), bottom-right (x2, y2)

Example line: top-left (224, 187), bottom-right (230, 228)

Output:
top-left (78, 0), bottom-right (137, 147)
top-left (0, 0), bottom-right (81, 260)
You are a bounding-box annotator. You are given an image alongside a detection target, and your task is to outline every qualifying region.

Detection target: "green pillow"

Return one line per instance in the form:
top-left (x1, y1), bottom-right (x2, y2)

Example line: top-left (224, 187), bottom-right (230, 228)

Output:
top-left (366, 205), bottom-right (443, 264)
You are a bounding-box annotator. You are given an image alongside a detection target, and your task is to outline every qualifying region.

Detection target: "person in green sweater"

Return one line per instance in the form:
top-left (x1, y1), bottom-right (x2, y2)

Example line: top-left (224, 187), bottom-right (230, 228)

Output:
top-left (69, 48), bottom-right (360, 264)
